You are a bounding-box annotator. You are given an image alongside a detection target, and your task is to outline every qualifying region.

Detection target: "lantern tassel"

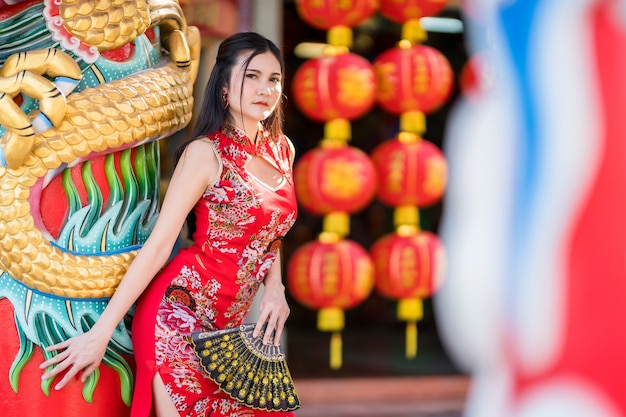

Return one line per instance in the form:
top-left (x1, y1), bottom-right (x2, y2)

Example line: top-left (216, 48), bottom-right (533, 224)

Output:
top-left (317, 307), bottom-right (345, 332)
top-left (318, 308), bottom-right (345, 369)
top-left (323, 212), bottom-right (350, 237)
top-left (401, 19), bottom-right (427, 44)
top-left (394, 205), bottom-right (420, 229)
top-left (324, 119), bottom-right (351, 142)
top-left (400, 111), bottom-right (425, 135)
top-left (406, 321), bottom-right (418, 359)
top-left (397, 298), bottom-right (423, 359)
top-left (330, 332), bottom-right (343, 369)
top-left (328, 25), bottom-right (353, 48)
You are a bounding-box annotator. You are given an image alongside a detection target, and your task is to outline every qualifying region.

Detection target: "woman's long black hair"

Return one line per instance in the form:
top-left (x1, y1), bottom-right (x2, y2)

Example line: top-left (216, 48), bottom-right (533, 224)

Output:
top-left (174, 32), bottom-right (286, 238)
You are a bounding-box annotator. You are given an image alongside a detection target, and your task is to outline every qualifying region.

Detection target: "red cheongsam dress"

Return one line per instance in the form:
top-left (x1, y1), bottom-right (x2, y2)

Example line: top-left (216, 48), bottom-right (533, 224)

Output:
top-left (130, 125), bottom-right (298, 417)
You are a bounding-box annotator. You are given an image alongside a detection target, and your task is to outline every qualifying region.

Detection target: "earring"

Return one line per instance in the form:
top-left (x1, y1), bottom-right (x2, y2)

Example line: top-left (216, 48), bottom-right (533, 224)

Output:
top-left (222, 92), bottom-right (229, 109)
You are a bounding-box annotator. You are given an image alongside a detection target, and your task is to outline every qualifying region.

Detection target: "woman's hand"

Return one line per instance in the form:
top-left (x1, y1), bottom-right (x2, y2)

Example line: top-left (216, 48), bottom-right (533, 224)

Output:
top-left (254, 280), bottom-right (290, 346)
top-left (39, 327), bottom-right (110, 390)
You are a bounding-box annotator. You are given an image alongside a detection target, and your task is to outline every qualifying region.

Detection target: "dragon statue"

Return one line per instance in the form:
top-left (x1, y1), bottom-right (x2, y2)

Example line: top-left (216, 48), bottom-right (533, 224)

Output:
top-left (0, 0), bottom-right (200, 415)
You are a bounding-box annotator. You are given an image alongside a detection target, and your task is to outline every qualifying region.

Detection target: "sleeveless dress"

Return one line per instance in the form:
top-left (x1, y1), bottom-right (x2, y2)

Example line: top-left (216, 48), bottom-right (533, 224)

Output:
top-left (130, 125), bottom-right (298, 417)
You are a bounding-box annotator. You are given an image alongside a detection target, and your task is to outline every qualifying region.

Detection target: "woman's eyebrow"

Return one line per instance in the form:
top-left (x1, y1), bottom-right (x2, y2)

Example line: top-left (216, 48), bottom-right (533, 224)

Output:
top-left (246, 68), bottom-right (282, 77)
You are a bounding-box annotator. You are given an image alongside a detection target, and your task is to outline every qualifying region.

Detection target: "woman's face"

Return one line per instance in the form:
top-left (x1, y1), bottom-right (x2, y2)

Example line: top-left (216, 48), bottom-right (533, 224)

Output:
top-left (226, 51), bottom-right (282, 133)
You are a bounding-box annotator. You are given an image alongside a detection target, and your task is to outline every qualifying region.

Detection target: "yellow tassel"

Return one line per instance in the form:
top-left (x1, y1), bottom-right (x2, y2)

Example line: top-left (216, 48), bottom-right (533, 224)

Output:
top-left (401, 19), bottom-right (427, 44)
top-left (318, 309), bottom-right (344, 369)
top-left (398, 299), bottom-right (422, 359)
top-left (324, 119), bottom-right (351, 141)
top-left (394, 205), bottom-right (420, 229)
top-left (400, 111), bottom-right (426, 135)
top-left (330, 332), bottom-right (343, 369)
top-left (328, 26), bottom-right (353, 48)
top-left (406, 321), bottom-right (418, 359)
top-left (397, 298), bottom-right (423, 322)
top-left (317, 307), bottom-right (345, 332)
top-left (323, 212), bottom-right (350, 237)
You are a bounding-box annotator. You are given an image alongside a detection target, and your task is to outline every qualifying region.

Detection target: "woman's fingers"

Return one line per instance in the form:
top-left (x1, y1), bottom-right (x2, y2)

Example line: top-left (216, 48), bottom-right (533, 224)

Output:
top-left (272, 317), bottom-right (285, 346)
top-left (39, 348), bottom-right (69, 370)
top-left (52, 363), bottom-right (82, 390)
top-left (41, 353), bottom-right (72, 381)
top-left (256, 306), bottom-right (290, 346)
top-left (80, 363), bottom-right (99, 383)
top-left (44, 339), bottom-right (70, 353)
top-left (253, 311), bottom-right (270, 339)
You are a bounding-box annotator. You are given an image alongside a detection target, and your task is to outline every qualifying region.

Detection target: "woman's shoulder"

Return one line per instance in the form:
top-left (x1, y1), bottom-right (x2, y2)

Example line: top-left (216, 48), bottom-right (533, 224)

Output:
top-left (178, 137), bottom-right (222, 188)
top-left (275, 134), bottom-right (296, 164)
top-left (178, 137), bottom-right (221, 171)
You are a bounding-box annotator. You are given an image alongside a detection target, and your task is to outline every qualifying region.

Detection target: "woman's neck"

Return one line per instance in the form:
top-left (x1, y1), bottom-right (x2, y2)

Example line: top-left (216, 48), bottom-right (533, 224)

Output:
top-left (228, 120), bottom-right (260, 144)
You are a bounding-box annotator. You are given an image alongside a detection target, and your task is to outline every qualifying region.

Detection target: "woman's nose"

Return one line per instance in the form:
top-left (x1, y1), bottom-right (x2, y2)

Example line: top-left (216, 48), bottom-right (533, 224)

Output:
top-left (258, 83), bottom-right (273, 95)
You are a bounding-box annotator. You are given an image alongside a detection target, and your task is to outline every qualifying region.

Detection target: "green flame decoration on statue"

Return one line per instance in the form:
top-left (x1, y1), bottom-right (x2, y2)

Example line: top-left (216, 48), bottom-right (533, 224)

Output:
top-left (0, 140), bottom-right (161, 405)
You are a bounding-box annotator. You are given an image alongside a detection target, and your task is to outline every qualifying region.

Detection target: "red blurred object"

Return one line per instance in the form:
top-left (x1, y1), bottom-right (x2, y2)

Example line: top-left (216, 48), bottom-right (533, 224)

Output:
top-left (379, 0), bottom-right (449, 22)
top-left (295, 0), bottom-right (378, 30)
top-left (374, 43), bottom-right (454, 115)
top-left (459, 52), bottom-right (492, 98)
top-left (371, 230), bottom-right (444, 299)
top-left (371, 136), bottom-right (447, 207)
top-left (292, 52), bottom-right (377, 123)
top-left (294, 145), bottom-right (377, 215)
top-left (180, 0), bottom-right (238, 39)
top-left (370, 229), bottom-right (444, 357)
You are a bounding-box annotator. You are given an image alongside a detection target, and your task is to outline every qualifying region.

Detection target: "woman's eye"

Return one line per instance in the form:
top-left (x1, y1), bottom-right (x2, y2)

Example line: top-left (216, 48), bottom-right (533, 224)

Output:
top-left (246, 73), bottom-right (258, 79)
top-left (270, 77), bottom-right (281, 83)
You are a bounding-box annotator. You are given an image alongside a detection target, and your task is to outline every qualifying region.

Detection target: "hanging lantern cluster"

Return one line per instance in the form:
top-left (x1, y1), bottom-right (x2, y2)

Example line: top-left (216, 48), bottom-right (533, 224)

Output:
top-left (288, 0), bottom-right (454, 366)
top-left (369, 0), bottom-right (452, 359)
top-left (287, 0), bottom-right (379, 370)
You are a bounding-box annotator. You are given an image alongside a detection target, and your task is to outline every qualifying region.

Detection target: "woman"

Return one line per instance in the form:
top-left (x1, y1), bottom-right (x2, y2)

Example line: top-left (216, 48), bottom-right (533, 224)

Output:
top-left (40, 32), bottom-right (298, 417)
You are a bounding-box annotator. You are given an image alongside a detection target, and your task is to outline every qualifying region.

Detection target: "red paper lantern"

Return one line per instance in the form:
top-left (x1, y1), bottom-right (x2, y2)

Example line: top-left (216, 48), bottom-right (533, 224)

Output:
top-left (292, 52), bottom-right (377, 123)
top-left (287, 238), bottom-right (374, 311)
top-left (287, 238), bottom-right (374, 368)
top-left (371, 136), bottom-right (447, 207)
top-left (370, 229), bottom-right (445, 357)
top-left (379, 0), bottom-right (449, 22)
top-left (294, 145), bottom-right (377, 215)
top-left (374, 43), bottom-right (453, 115)
top-left (371, 230), bottom-right (444, 299)
top-left (295, 0), bottom-right (378, 30)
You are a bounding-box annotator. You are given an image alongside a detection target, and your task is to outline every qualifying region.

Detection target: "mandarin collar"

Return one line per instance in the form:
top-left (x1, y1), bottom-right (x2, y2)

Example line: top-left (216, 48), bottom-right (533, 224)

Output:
top-left (220, 123), bottom-right (270, 156)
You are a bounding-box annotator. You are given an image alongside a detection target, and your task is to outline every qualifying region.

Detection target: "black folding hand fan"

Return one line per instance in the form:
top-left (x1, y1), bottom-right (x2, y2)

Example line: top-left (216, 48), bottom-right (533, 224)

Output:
top-left (191, 323), bottom-right (301, 412)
